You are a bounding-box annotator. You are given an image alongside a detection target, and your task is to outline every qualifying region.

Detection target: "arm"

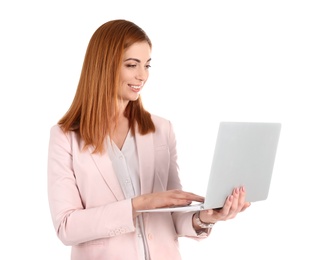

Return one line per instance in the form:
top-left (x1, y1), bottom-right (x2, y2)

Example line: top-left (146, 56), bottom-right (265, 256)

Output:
top-left (47, 125), bottom-right (135, 245)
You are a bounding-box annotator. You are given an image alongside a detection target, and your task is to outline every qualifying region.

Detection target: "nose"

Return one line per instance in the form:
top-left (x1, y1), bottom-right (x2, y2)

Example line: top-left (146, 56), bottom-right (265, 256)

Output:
top-left (135, 66), bottom-right (148, 82)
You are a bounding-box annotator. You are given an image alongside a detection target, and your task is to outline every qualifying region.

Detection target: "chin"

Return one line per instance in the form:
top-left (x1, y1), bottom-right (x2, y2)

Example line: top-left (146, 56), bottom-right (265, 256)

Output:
top-left (130, 94), bottom-right (140, 101)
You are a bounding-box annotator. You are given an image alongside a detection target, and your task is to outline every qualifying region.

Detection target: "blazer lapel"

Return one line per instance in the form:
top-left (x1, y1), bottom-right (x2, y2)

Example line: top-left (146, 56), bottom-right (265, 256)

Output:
top-left (88, 145), bottom-right (125, 201)
top-left (135, 130), bottom-right (155, 195)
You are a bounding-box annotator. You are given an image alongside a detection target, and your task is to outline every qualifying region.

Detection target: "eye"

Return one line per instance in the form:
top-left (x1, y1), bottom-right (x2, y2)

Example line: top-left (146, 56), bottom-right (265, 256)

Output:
top-left (125, 64), bottom-right (137, 68)
top-left (146, 64), bottom-right (151, 69)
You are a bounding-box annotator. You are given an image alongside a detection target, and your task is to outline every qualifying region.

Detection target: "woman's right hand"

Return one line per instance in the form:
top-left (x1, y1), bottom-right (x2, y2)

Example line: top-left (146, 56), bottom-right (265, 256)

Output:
top-left (132, 189), bottom-right (204, 217)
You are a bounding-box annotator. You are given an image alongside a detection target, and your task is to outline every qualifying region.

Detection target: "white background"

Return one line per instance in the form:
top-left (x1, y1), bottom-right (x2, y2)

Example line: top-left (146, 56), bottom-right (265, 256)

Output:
top-left (1, 0), bottom-right (319, 259)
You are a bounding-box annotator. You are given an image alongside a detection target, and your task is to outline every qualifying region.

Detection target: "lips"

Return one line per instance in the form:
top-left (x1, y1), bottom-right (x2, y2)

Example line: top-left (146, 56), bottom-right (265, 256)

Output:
top-left (129, 83), bottom-right (143, 92)
top-left (130, 85), bottom-right (141, 90)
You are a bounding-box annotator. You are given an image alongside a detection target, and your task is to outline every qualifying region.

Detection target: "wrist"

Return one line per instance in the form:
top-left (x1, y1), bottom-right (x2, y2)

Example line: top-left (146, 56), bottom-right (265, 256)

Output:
top-left (194, 211), bottom-right (215, 229)
top-left (132, 196), bottom-right (145, 218)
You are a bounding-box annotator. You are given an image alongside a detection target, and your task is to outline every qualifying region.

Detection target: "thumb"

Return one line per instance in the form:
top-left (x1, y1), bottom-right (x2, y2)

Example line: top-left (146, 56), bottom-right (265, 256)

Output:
top-left (205, 209), bottom-right (214, 216)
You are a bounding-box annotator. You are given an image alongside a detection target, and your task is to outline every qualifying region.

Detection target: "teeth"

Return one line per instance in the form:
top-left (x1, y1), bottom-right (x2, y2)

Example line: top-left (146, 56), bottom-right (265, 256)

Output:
top-left (131, 85), bottom-right (141, 89)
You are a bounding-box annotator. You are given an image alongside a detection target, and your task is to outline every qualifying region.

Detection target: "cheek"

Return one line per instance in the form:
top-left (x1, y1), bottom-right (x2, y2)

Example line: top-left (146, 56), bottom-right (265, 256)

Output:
top-left (119, 67), bottom-right (133, 81)
top-left (119, 71), bottom-right (128, 83)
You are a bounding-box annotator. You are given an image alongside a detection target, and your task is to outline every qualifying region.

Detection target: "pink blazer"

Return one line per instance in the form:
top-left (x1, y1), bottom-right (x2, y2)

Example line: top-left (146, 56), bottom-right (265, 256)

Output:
top-left (48, 115), bottom-right (208, 260)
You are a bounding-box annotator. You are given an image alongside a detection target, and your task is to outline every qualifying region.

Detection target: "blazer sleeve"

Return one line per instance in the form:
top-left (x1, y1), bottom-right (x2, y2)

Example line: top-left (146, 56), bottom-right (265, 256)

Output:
top-left (47, 125), bottom-right (136, 246)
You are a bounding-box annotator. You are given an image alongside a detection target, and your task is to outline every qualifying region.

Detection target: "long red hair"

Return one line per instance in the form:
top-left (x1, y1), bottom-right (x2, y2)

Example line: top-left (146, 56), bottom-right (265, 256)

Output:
top-left (58, 19), bottom-right (155, 153)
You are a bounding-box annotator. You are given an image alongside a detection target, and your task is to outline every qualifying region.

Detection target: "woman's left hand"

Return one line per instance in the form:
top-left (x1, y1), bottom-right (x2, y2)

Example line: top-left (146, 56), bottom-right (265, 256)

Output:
top-left (198, 186), bottom-right (250, 224)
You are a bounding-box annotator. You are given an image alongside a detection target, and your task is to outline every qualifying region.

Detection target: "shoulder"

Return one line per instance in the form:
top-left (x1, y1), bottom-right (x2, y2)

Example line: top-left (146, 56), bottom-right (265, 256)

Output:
top-left (49, 124), bottom-right (79, 144)
top-left (150, 114), bottom-right (176, 138)
top-left (49, 125), bottom-right (70, 147)
top-left (151, 114), bottom-right (172, 130)
top-left (49, 124), bottom-right (72, 139)
top-left (50, 124), bottom-right (63, 135)
top-left (49, 124), bottom-right (83, 153)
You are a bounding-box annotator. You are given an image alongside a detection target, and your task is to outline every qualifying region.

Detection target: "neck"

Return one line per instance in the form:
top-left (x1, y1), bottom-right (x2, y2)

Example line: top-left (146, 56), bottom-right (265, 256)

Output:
top-left (118, 100), bottom-right (129, 115)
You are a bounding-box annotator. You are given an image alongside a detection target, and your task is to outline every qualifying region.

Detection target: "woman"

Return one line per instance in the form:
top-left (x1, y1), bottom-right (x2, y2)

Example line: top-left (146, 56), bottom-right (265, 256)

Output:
top-left (47, 19), bottom-right (250, 260)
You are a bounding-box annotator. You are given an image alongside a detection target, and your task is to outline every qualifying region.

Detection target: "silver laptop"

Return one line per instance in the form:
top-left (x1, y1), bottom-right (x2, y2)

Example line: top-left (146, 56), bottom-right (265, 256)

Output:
top-left (137, 122), bottom-right (281, 213)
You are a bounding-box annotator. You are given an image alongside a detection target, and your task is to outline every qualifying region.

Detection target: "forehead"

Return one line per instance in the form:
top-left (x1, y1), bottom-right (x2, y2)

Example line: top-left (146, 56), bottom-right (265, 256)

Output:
top-left (123, 42), bottom-right (151, 60)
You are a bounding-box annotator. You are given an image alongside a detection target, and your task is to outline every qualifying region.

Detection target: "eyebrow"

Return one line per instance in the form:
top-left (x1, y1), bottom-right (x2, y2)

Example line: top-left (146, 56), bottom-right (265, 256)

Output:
top-left (124, 58), bottom-right (152, 63)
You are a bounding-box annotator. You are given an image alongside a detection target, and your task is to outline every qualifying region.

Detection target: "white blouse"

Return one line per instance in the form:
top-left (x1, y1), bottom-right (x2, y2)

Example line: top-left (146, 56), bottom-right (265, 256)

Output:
top-left (107, 131), bottom-right (150, 260)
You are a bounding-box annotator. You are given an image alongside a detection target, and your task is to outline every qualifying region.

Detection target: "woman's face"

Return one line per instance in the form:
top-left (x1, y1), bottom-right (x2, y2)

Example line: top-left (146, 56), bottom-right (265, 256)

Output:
top-left (118, 41), bottom-right (151, 104)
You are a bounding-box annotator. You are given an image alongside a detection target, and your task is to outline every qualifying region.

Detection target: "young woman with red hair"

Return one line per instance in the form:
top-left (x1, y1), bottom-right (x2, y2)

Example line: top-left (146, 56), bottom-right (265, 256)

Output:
top-left (47, 19), bottom-right (250, 260)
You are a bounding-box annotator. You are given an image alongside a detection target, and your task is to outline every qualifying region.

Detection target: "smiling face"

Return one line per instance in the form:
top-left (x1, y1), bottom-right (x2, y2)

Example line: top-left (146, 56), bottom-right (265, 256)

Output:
top-left (118, 41), bottom-right (151, 106)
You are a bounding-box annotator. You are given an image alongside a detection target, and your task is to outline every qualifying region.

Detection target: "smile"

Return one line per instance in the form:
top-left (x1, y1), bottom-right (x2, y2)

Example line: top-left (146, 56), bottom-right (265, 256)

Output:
top-left (129, 82), bottom-right (144, 91)
top-left (130, 85), bottom-right (141, 90)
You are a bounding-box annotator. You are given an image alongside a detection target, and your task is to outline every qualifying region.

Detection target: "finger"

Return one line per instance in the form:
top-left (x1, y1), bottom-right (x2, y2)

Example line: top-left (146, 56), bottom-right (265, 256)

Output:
top-left (169, 190), bottom-right (205, 202)
top-left (158, 191), bottom-right (198, 207)
top-left (228, 187), bottom-right (248, 217)
top-left (228, 188), bottom-right (241, 217)
top-left (182, 191), bottom-right (205, 202)
top-left (219, 194), bottom-right (233, 217)
top-left (238, 186), bottom-right (247, 208)
top-left (240, 202), bottom-right (251, 212)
